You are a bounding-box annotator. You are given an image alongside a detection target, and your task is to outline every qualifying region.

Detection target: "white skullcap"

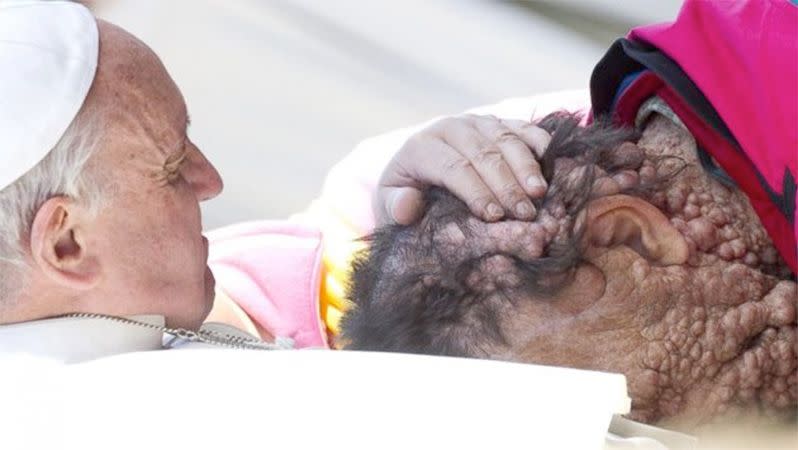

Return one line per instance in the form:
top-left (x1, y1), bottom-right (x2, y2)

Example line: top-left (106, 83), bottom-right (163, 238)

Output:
top-left (0, 0), bottom-right (98, 191)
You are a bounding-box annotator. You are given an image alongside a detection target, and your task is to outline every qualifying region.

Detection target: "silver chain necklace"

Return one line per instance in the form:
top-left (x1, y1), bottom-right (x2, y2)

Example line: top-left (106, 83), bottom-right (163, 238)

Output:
top-left (57, 312), bottom-right (294, 351)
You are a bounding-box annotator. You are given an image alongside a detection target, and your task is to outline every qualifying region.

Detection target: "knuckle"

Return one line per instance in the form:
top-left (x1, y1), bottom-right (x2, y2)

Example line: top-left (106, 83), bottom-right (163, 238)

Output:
top-left (443, 156), bottom-right (474, 174)
top-left (494, 130), bottom-right (519, 145)
top-left (500, 183), bottom-right (525, 202)
top-left (473, 146), bottom-right (504, 167)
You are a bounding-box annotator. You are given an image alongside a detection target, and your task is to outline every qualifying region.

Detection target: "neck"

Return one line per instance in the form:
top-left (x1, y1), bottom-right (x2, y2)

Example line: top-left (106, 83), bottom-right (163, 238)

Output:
top-left (0, 277), bottom-right (86, 325)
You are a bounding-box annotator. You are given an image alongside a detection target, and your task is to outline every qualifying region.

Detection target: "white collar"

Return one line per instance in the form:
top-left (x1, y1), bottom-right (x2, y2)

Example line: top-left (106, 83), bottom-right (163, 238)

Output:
top-left (0, 314), bottom-right (165, 363)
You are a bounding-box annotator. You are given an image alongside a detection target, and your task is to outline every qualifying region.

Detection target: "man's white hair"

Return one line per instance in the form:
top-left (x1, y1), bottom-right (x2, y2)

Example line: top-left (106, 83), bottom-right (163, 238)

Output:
top-left (0, 110), bottom-right (103, 304)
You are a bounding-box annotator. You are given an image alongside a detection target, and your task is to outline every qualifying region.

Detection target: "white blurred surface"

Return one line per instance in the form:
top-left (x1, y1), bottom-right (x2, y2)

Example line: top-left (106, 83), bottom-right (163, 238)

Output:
top-left (2, 349), bottom-right (630, 449)
top-left (95, 0), bottom-right (678, 228)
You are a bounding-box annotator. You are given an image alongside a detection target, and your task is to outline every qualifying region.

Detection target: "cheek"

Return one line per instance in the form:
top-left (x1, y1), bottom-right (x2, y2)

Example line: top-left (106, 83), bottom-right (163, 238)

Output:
top-left (577, 247), bottom-right (671, 330)
top-left (505, 297), bottom-right (602, 366)
top-left (105, 187), bottom-right (204, 282)
top-left (153, 182), bottom-right (203, 244)
top-left (512, 314), bottom-right (628, 370)
top-left (155, 210), bottom-right (205, 278)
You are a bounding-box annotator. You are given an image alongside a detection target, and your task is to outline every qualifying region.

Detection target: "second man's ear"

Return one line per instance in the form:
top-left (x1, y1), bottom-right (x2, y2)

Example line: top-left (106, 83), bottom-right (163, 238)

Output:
top-left (581, 194), bottom-right (688, 266)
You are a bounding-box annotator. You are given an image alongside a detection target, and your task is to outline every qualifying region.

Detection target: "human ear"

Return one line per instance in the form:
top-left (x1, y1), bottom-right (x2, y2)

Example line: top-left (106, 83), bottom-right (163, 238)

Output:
top-left (29, 196), bottom-right (100, 289)
top-left (582, 194), bottom-right (688, 265)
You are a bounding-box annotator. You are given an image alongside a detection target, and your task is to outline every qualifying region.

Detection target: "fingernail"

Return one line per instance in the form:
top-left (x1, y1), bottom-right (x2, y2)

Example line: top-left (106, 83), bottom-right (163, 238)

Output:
top-left (386, 192), bottom-right (401, 223)
top-left (487, 202), bottom-right (504, 220)
top-left (526, 175), bottom-right (545, 188)
top-left (515, 201), bottom-right (534, 218)
top-left (526, 176), bottom-right (547, 194)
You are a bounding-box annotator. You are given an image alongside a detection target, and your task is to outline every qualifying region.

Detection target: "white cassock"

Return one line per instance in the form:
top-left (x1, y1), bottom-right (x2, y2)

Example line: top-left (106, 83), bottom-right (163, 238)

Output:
top-left (0, 315), bottom-right (697, 450)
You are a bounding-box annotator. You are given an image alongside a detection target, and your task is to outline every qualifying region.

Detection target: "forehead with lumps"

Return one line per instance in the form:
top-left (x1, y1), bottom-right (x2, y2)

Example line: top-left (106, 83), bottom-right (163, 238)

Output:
top-left (638, 117), bottom-right (789, 277)
top-left (87, 20), bottom-right (188, 162)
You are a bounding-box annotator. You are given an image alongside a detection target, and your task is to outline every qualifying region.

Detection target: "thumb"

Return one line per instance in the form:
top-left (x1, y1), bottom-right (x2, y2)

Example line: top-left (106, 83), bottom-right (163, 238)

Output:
top-left (378, 186), bottom-right (426, 225)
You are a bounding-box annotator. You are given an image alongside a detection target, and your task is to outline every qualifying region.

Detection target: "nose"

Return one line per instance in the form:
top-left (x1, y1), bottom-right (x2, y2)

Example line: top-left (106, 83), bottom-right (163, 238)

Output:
top-left (183, 141), bottom-right (224, 201)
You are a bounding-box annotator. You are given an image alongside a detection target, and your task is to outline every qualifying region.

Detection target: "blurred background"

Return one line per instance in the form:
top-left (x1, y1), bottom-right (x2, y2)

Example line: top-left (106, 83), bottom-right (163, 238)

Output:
top-left (88, 0), bottom-right (682, 229)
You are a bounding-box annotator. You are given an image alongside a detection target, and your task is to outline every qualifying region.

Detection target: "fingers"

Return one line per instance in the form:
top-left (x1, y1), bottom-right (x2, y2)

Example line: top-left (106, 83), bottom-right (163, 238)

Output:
top-left (376, 114), bottom-right (553, 225)
top-left (378, 137), bottom-right (504, 223)
top-left (501, 119), bottom-right (551, 159)
top-left (379, 186), bottom-right (426, 225)
top-left (474, 117), bottom-right (548, 199)
top-left (499, 136), bottom-right (547, 198)
top-left (441, 116), bottom-right (541, 220)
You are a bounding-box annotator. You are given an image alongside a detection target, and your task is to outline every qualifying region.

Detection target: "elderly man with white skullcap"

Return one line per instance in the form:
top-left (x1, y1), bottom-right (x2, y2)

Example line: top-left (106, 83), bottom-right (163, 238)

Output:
top-left (0, 0), bottom-right (553, 359)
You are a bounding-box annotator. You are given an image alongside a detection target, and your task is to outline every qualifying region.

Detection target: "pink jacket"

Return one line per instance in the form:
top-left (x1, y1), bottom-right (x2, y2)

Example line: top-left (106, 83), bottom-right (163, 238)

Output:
top-left (207, 221), bottom-right (329, 348)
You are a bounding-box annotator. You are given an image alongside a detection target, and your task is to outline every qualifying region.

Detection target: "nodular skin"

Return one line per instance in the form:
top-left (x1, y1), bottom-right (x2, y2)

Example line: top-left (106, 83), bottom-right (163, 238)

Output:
top-left (342, 113), bottom-right (796, 431)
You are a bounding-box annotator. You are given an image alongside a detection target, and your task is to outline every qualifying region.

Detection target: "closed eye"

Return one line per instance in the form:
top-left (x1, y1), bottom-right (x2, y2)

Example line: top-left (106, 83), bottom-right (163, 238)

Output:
top-left (157, 150), bottom-right (187, 185)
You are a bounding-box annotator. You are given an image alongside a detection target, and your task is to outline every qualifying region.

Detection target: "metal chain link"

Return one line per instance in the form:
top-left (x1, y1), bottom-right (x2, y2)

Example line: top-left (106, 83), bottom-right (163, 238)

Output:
top-left (56, 312), bottom-right (293, 351)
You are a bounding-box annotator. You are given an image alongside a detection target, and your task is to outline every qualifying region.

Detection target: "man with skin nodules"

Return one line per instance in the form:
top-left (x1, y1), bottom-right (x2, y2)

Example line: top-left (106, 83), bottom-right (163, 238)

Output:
top-left (342, 0), bottom-right (798, 430)
top-left (342, 112), bottom-right (797, 428)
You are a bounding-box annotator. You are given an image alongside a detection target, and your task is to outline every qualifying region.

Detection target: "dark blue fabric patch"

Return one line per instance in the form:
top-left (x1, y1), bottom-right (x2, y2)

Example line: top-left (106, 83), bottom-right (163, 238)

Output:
top-left (611, 69), bottom-right (646, 112)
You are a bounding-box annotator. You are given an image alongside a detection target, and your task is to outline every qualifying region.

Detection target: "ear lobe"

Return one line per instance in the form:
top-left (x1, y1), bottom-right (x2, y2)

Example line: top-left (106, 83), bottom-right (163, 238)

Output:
top-left (583, 194), bottom-right (688, 265)
top-left (30, 197), bottom-right (100, 289)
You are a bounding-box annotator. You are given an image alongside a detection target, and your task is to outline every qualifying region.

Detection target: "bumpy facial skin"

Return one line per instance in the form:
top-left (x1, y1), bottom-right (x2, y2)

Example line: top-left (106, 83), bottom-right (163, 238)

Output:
top-left (508, 117), bottom-right (795, 426)
top-left (343, 114), bottom-right (796, 428)
top-left (617, 118), bottom-right (795, 425)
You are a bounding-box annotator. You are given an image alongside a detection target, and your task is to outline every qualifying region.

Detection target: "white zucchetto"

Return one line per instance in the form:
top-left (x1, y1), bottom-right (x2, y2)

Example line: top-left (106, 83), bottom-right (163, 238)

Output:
top-left (0, 0), bottom-right (98, 190)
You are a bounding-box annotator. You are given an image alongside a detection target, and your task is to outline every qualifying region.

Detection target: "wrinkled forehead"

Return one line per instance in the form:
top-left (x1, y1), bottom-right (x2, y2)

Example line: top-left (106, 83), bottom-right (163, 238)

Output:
top-left (637, 115), bottom-right (699, 165)
top-left (91, 20), bottom-right (188, 154)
